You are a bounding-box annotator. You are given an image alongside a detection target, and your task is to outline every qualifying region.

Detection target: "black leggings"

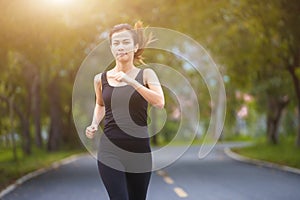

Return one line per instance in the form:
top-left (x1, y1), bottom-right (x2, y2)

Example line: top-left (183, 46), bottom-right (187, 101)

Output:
top-left (98, 161), bottom-right (151, 200)
top-left (97, 137), bottom-right (152, 200)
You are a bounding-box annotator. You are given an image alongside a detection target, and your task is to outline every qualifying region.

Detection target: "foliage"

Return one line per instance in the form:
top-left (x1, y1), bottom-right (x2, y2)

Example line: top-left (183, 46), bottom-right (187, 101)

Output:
top-left (232, 136), bottom-right (300, 169)
top-left (1, 0), bottom-right (299, 156)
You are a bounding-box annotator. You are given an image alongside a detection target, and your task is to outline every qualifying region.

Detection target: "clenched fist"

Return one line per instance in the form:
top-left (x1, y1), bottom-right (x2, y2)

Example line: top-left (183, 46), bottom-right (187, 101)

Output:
top-left (85, 125), bottom-right (98, 139)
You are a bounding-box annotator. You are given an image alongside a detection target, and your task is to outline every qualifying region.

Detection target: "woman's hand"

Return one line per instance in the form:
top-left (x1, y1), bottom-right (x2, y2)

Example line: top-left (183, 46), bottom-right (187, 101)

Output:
top-left (85, 124), bottom-right (98, 139)
top-left (108, 71), bottom-right (133, 84)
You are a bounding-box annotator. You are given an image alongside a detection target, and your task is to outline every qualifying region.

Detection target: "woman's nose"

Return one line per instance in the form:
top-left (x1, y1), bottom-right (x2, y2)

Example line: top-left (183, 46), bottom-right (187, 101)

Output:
top-left (117, 44), bottom-right (125, 51)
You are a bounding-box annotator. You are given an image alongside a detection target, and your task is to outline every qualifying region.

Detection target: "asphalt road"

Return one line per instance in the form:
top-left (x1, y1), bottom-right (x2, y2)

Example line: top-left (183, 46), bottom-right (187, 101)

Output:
top-left (2, 143), bottom-right (300, 200)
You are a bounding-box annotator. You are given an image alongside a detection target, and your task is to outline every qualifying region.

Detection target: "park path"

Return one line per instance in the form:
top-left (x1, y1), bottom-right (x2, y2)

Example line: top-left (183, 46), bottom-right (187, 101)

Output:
top-left (2, 143), bottom-right (300, 200)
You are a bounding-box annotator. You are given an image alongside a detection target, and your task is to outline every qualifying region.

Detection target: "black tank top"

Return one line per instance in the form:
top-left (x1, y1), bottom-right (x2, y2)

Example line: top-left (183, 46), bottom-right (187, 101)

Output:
top-left (101, 69), bottom-right (149, 140)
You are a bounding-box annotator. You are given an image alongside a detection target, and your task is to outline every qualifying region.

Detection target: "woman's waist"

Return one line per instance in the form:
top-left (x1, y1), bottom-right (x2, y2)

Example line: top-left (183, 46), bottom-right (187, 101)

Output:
top-left (99, 135), bottom-right (151, 153)
top-left (104, 112), bottom-right (148, 127)
top-left (104, 124), bottom-right (149, 139)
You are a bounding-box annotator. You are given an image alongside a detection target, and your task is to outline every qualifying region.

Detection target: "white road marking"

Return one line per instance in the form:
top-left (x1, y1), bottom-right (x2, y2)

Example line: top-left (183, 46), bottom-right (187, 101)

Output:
top-left (174, 187), bottom-right (188, 198)
top-left (156, 170), bottom-right (167, 176)
top-left (163, 176), bottom-right (174, 184)
top-left (156, 170), bottom-right (189, 198)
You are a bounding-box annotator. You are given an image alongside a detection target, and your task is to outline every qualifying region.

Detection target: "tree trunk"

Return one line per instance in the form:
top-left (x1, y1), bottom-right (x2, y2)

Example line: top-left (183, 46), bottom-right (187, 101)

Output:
top-left (4, 133), bottom-right (10, 148)
top-left (12, 98), bottom-right (31, 155)
top-left (296, 50), bottom-right (300, 147)
top-left (47, 77), bottom-right (62, 151)
top-left (14, 52), bottom-right (36, 153)
top-left (287, 48), bottom-right (300, 147)
top-left (61, 99), bottom-right (80, 148)
top-left (21, 116), bottom-right (31, 155)
top-left (0, 94), bottom-right (31, 155)
top-left (32, 73), bottom-right (42, 148)
top-left (266, 95), bottom-right (289, 144)
top-left (9, 96), bottom-right (18, 161)
top-left (14, 97), bottom-right (32, 155)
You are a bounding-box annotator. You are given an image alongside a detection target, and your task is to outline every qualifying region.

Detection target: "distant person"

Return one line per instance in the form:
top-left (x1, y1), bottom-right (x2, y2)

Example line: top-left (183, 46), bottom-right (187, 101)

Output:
top-left (85, 21), bottom-right (165, 200)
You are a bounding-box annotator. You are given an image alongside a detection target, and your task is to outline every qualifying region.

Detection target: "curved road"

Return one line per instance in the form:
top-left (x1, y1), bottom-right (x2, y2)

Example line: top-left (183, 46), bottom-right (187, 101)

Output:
top-left (2, 143), bottom-right (300, 200)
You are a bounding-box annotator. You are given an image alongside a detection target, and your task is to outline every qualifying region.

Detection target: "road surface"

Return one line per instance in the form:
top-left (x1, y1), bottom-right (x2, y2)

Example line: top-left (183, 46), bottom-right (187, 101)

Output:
top-left (2, 143), bottom-right (300, 200)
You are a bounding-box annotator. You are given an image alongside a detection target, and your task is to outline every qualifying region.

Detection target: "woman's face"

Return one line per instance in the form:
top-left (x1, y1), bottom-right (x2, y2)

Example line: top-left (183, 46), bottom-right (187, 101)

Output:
top-left (110, 30), bottom-right (137, 62)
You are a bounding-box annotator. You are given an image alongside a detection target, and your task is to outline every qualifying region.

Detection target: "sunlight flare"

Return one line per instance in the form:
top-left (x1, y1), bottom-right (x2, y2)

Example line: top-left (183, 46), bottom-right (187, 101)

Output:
top-left (45, 0), bottom-right (74, 6)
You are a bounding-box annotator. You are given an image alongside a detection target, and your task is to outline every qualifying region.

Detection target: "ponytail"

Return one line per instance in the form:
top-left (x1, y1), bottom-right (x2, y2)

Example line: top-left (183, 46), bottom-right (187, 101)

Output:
top-left (133, 20), bottom-right (156, 64)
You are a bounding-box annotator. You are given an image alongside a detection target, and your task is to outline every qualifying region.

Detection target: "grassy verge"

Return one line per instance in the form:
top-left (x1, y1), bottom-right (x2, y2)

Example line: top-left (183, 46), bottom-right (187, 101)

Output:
top-left (0, 147), bottom-right (85, 191)
top-left (151, 134), bottom-right (253, 147)
top-left (151, 137), bottom-right (208, 147)
top-left (231, 137), bottom-right (300, 169)
top-left (221, 134), bottom-right (254, 142)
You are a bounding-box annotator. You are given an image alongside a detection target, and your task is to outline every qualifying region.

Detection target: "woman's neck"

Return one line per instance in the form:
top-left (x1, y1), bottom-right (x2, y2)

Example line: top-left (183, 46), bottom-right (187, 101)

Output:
top-left (115, 61), bottom-right (135, 73)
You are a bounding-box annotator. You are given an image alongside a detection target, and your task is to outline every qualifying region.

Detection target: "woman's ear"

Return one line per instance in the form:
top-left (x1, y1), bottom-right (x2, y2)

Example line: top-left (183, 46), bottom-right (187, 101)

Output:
top-left (134, 44), bottom-right (139, 53)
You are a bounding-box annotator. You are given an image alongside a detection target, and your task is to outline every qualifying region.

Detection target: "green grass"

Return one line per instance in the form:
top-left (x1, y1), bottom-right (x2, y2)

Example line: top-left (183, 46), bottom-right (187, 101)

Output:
top-left (151, 135), bottom-right (252, 147)
top-left (0, 147), bottom-right (85, 191)
top-left (151, 137), bottom-right (210, 147)
top-left (222, 134), bottom-right (254, 142)
top-left (231, 137), bottom-right (300, 169)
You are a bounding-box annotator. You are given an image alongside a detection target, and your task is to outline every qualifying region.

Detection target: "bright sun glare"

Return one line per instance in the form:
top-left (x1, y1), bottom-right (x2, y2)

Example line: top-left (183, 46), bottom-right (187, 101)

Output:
top-left (49, 0), bottom-right (73, 6)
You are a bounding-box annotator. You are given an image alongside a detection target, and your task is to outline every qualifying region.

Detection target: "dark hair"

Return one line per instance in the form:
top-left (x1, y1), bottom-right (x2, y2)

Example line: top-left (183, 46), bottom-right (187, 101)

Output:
top-left (109, 20), bottom-right (155, 64)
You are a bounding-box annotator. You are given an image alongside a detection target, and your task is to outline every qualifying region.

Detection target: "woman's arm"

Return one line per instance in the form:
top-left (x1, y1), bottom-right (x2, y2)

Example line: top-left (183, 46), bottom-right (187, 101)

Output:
top-left (86, 74), bottom-right (105, 139)
top-left (132, 68), bottom-right (165, 109)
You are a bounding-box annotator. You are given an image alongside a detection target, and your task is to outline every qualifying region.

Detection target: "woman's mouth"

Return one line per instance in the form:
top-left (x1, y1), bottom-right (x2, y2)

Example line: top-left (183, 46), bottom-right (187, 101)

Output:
top-left (117, 52), bottom-right (127, 57)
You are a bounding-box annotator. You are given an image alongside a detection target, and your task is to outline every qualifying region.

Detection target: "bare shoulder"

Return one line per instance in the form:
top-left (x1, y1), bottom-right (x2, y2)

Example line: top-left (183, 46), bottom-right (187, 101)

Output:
top-left (144, 68), bottom-right (155, 74)
top-left (143, 68), bottom-right (157, 78)
top-left (94, 73), bottom-right (102, 85)
top-left (143, 68), bottom-right (160, 85)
